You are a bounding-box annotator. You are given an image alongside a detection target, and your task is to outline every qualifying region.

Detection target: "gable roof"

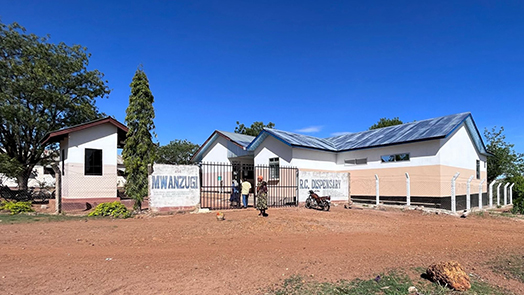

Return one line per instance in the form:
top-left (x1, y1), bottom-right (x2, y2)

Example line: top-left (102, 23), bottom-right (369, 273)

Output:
top-left (247, 112), bottom-right (490, 156)
top-left (191, 130), bottom-right (255, 162)
top-left (41, 117), bottom-right (128, 148)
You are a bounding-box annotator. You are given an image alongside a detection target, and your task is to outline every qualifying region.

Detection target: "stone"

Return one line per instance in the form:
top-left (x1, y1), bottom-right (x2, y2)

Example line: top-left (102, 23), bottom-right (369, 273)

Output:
top-left (407, 286), bottom-right (418, 293)
top-left (426, 261), bottom-right (471, 291)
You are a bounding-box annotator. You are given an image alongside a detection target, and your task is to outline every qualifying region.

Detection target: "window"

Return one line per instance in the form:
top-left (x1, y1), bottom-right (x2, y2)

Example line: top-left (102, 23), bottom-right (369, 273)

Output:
top-left (269, 157), bottom-right (279, 179)
top-left (476, 160), bottom-right (480, 179)
top-left (344, 158), bottom-right (367, 165)
top-left (381, 153), bottom-right (410, 163)
top-left (85, 149), bottom-right (103, 176)
top-left (44, 167), bottom-right (55, 175)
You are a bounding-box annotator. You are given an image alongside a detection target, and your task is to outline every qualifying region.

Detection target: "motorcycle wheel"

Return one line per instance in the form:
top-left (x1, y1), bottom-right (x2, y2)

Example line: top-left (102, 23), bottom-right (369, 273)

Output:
top-left (305, 198), bottom-right (312, 209)
top-left (323, 201), bottom-right (330, 211)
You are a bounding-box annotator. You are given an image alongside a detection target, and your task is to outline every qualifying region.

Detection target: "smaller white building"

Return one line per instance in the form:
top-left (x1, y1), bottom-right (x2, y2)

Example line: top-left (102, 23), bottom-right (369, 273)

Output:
top-left (42, 117), bottom-right (128, 210)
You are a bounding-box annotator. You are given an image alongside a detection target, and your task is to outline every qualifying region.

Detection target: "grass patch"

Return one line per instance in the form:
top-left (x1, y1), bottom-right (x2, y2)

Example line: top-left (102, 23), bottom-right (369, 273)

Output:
top-left (266, 269), bottom-right (513, 295)
top-left (490, 255), bottom-right (524, 284)
top-left (0, 213), bottom-right (91, 224)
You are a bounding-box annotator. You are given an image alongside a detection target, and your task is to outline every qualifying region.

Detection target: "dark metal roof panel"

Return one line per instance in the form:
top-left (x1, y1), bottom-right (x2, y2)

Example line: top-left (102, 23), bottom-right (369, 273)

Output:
top-left (217, 130), bottom-right (255, 148)
top-left (263, 129), bottom-right (337, 151)
top-left (328, 112), bottom-right (471, 150)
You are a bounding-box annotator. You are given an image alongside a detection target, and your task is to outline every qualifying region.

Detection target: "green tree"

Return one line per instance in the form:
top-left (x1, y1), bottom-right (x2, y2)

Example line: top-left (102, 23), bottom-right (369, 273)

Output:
top-left (484, 126), bottom-right (524, 183)
top-left (369, 117), bottom-right (403, 130)
top-left (0, 21), bottom-right (109, 190)
top-left (157, 140), bottom-right (200, 165)
top-left (0, 154), bottom-right (23, 181)
top-left (234, 121), bottom-right (275, 136)
top-left (122, 67), bottom-right (157, 211)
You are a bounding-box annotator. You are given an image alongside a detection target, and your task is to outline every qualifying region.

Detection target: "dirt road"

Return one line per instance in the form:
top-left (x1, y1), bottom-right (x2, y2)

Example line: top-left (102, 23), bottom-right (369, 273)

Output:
top-left (1, 206), bottom-right (524, 294)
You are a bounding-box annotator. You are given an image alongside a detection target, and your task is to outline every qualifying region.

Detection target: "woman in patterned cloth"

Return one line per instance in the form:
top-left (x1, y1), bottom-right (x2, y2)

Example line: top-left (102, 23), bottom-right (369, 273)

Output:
top-left (256, 175), bottom-right (268, 217)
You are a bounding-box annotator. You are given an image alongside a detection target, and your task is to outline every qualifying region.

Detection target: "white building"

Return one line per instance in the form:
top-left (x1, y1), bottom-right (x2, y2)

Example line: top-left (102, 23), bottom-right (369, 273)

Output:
top-left (42, 117), bottom-right (128, 210)
top-left (193, 112), bottom-right (490, 210)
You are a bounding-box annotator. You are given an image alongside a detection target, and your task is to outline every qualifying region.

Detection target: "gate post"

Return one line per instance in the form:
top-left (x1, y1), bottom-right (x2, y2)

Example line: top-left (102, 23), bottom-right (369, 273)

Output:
top-left (510, 183), bottom-right (515, 205)
top-left (51, 163), bottom-right (62, 214)
top-left (466, 175), bottom-right (474, 211)
top-left (296, 169), bottom-right (299, 205)
top-left (451, 172), bottom-right (460, 213)
top-left (375, 174), bottom-right (379, 205)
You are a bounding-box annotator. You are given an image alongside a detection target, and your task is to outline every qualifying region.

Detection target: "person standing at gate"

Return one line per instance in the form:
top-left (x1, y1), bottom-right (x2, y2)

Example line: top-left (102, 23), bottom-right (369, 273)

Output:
top-left (256, 175), bottom-right (268, 217)
top-left (241, 178), bottom-right (251, 209)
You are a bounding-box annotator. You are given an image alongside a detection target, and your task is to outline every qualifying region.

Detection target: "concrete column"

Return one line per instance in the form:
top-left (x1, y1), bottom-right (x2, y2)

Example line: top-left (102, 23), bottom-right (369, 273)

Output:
top-left (509, 183), bottom-right (515, 205)
top-left (466, 175), bottom-right (474, 211)
top-left (451, 172), bottom-right (460, 213)
top-left (504, 183), bottom-right (510, 205)
top-left (489, 180), bottom-right (496, 208)
top-left (479, 178), bottom-right (485, 210)
top-left (497, 183), bottom-right (502, 206)
top-left (51, 163), bottom-right (62, 214)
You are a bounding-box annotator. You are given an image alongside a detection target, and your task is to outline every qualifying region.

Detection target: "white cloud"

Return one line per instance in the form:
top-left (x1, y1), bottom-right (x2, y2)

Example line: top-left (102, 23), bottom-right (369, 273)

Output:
top-left (295, 126), bottom-right (322, 133)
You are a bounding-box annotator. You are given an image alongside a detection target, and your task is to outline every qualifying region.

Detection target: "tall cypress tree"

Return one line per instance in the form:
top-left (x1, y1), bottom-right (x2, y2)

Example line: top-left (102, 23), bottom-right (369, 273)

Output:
top-left (123, 67), bottom-right (157, 211)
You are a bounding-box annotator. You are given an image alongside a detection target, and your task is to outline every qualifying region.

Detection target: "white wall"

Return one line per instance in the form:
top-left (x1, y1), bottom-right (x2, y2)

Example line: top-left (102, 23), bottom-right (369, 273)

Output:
top-left (149, 164), bottom-right (200, 210)
top-left (67, 124), bottom-right (118, 166)
top-left (201, 136), bottom-right (231, 163)
top-left (254, 136), bottom-right (293, 166)
top-left (298, 171), bottom-right (349, 202)
top-left (335, 139), bottom-right (442, 171)
top-left (291, 148), bottom-right (338, 170)
top-left (439, 124), bottom-right (487, 171)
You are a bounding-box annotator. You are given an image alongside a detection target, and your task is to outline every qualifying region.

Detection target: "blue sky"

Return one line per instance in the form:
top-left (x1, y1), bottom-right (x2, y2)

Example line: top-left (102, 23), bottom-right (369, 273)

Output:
top-left (2, 1), bottom-right (524, 152)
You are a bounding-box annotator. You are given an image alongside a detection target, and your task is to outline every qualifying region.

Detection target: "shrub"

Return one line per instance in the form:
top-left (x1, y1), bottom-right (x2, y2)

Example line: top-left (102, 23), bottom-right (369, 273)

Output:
top-left (511, 197), bottom-right (524, 215)
top-left (0, 201), bottom-right (34, 215)
top-left (88, 201), bottom-right (132, 218)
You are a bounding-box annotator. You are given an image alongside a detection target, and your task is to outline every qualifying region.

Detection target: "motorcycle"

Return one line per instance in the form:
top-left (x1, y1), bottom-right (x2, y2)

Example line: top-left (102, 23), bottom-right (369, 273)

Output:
top-left (305, 190), bottom-right (331, 211)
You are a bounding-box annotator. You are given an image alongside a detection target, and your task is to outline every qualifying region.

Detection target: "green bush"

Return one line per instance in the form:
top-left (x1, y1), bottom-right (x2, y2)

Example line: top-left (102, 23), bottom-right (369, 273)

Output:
top-left (0, 201), bottom-right (34, 215)
top-left (511, 197), bottom-right (524, 214)
top-left (88, 201), bottom-right (131, 218)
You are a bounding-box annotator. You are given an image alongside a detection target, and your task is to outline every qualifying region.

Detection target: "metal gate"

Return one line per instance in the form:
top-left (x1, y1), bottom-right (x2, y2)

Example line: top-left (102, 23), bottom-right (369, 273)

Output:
top-left (255, 165), bottom-right (299, 208)
top-left (199, 162), bottom-right (298, 210)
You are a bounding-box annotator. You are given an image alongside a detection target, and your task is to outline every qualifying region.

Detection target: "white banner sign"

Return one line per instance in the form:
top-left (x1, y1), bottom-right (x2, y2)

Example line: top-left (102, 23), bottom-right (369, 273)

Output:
top-left (298, 171), bottom-right (349, 202)
top-left (149, 164), bottom-right (200, 209)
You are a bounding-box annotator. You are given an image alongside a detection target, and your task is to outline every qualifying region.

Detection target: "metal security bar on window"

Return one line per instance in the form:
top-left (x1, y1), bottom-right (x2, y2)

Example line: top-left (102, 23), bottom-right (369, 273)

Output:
top-left (269, 157), bottom-right (280, 179)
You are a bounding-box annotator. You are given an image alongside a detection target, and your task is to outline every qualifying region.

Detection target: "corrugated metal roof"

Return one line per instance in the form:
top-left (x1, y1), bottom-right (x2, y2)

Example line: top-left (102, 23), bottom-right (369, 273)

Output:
top-left (217, 130), bottom-right (255, 148)
top-left (191, 130), bottom-right (255, 163)
top-left (328, 112), bottom-right (471, 151)
top-left (248, 112), bottom-right (488, 155)
top-left (259, 128), bottom-right (337, 151)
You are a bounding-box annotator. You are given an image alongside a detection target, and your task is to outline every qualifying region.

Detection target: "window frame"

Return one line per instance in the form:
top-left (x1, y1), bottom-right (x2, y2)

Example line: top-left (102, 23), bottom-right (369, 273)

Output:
top-left (269, 157), bottom-right (280, 179)
top-left (476, 159), bottom-right (480, 179)
top-left (381, 153), bottom-right (410, 163)
top-left (85, 148), bottom-right (103, 176)
top-left (344, 158), bottom-right (368, 165)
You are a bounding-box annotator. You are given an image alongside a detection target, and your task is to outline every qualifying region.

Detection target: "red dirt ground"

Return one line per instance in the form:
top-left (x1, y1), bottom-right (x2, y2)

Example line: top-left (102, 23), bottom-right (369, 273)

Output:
top-left (1, 205), bottom-right (524, 295)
